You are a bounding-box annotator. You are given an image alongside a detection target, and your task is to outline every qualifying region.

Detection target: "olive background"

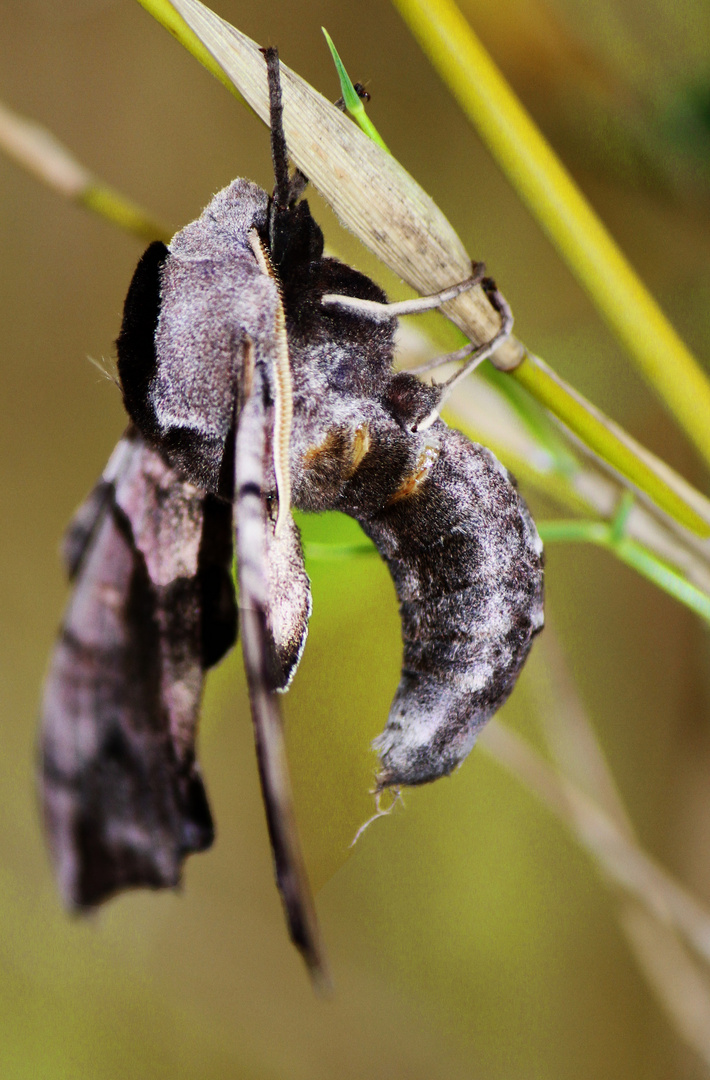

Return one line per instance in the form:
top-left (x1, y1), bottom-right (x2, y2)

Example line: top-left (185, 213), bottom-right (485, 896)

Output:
top-left (2, 0), bottom-right (710, 1076)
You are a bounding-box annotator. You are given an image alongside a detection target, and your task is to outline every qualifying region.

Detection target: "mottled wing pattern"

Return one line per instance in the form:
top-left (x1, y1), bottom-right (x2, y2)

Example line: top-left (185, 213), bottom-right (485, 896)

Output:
top-left (40, 429), bottom-right (236, 907)
top-left (235, 342), bottom-right (328, 987)
top-left (117, 182), bottom-right (279, 496)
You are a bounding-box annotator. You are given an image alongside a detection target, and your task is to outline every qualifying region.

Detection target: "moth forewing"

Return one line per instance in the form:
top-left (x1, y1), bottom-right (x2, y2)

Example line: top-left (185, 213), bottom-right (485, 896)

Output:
top-left (234, 341), bottom-right (328, 987)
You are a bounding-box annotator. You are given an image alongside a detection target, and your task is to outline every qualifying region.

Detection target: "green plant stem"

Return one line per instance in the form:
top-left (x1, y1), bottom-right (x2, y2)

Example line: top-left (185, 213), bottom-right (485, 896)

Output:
top-left (390, 0), bottom-right (710, 474)
top-left (312, 21), bottom-right (710, 540)
top-left (136, 0), bottom-right (710, 544)
top-left (512, 353), bottom-right (710, 538)
top-left (539, 519), bottom-right (710, 624)
top-left (299, 503), bottom-right (710, 625)
top-left (302, 540), bottom-right (377, 561)
top-left (316, 26), bottom-right (710, 538)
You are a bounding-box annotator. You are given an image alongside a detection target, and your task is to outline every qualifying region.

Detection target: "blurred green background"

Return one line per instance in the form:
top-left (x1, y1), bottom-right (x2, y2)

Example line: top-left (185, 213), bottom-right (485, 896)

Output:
top-left (2, 0), bottom-right (710, 1076)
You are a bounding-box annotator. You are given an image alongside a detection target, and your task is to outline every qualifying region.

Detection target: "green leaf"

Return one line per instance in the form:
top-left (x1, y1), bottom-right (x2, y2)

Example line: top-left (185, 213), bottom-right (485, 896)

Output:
top-left (321, 28), bottom-right (390, 151)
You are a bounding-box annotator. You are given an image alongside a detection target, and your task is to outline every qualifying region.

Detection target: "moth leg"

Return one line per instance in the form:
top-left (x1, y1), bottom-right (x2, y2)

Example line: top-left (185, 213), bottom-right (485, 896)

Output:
top-left (320, 263), bottom-right (486, 322)
top-left (414, 282), bottom-right (513, 431)
top-left (235, 341), bottom-right (329, 990)
top-left (405, 340), bottom-right (483, 377)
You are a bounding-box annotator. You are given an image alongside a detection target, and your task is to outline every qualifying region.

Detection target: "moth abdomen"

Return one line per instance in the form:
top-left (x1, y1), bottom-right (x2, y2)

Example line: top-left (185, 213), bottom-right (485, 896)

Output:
top-left (364, 427), bottom-right (544, 787)
top-left (373, 673), bottom-right (490, 787)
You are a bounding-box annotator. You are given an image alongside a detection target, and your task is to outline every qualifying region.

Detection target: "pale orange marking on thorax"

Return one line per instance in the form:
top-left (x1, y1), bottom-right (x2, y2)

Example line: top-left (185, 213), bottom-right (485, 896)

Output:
top-left (302, 423), bottom-right (372, 479)
top-left (349, 424), bottom-right (371, 474)
top-left (387, 444), bottom-right (440, 504)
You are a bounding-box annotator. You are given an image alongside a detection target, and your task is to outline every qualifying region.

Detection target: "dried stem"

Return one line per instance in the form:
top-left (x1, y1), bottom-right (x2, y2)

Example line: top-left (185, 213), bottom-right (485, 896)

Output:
top-left (480, 627), bottom-right (710, 1069)
top-left (0, 99), bottom-right (170, 243)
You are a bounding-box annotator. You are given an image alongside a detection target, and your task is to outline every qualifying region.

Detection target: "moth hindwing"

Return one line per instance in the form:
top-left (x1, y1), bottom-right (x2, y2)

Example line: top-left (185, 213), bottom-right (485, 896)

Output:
top-left (41, 428), bottom-right (235, 907)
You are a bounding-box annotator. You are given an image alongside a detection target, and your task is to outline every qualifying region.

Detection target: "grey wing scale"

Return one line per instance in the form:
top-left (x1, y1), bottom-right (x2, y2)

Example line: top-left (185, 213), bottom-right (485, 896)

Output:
top-left (235, 341), bottom-right (328, 989)
top-left (40, 429), bottom-right (236, 907)
top-left (60, 435), bottom-right (134, 578)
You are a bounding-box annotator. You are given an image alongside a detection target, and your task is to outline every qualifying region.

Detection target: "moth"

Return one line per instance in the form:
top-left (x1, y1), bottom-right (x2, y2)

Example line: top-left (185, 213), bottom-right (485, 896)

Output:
top-left (40, 48), bottom-right (544, 986)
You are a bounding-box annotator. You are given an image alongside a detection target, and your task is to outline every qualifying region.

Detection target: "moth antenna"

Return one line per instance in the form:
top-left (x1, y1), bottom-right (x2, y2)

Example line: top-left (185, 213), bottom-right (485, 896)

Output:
top-left (248, 228), bottom-right (293, 535)
top-left (261, 47), bottom-right (290, 211)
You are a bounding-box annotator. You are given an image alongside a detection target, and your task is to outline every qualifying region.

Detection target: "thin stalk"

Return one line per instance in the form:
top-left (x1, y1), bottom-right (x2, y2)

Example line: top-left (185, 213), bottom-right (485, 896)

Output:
top-left (524, 629), bottom-right (710, 1071)
top-left (302, 540), bottom-right (377, 561)
top-left (539, 519), bottom-right (710, 624)
top-left (321, 20), bottom-right (710, 539)
top-left (513, 353), bottom-right (710, 538)
top-left (0, 99), bottom-right (169, 243)
top-left (480, 721), bottom-right (710, 969)
top-left (136, 0), bottom-right (242, 99)
top-left (315, 22), bottom-right (710, 540)
top-left (299, 511), bottom-right (710, 626)
top-left (80, 184), bottom-right (170, 243)
top-left (447, 373), bottom-right (710, 595)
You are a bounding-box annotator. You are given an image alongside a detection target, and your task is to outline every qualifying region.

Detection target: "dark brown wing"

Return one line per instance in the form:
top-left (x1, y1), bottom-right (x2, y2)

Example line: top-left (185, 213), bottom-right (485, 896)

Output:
top-left (235, 342), bottom-right (329, 990)
top-left (40, 428), bottom-right (236, 907)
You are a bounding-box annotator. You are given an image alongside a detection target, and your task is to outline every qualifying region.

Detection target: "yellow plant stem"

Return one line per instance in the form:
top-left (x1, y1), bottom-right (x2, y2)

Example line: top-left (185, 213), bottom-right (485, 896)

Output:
top-left (81, 184), bottom-right (170, 244)
top-left (0, 98), bottom-right (169, 244)
top-left (136, 0), bottom-right (242, 99)
top-left (391, 0), bottom-right (710, 474)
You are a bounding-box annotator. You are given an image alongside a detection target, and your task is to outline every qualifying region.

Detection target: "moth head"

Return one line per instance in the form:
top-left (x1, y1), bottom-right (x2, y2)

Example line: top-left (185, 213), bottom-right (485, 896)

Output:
top-left (268, 197), bottom-right (324, 281)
